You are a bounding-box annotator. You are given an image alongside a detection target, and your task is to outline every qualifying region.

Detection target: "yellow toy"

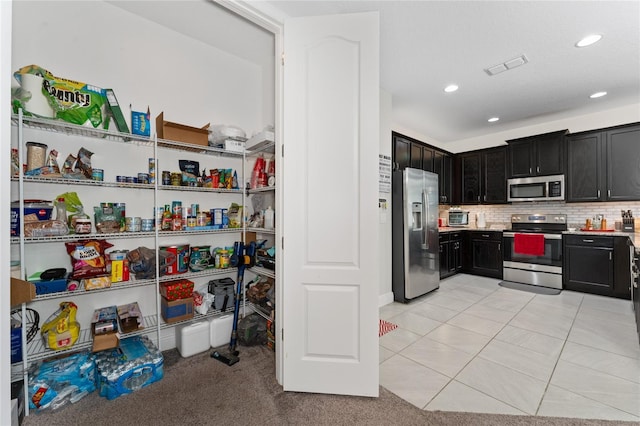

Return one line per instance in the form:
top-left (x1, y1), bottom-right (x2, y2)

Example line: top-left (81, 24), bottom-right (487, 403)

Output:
top-left (40, 301), bottom-right (80, 350)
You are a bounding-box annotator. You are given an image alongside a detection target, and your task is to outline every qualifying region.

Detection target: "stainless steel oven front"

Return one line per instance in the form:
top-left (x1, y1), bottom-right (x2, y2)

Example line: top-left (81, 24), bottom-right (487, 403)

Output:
top-left (503, 231), bottom-right (564, 289)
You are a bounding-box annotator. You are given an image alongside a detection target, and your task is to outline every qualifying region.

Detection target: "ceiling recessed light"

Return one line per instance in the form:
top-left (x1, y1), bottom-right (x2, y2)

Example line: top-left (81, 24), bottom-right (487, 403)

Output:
top-left (576, 34), bottom-right (602, 47)
top-left (590, 91), bottom-right (607, 98)
top-left (488, 117), bottom-right (499, 123)
top-left (444, 84), bottom-right (459, 93)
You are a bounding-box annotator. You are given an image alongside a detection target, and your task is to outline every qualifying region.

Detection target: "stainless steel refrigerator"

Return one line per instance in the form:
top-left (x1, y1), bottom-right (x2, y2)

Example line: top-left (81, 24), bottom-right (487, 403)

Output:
top-left (392, 168), bottom-right (440, 302)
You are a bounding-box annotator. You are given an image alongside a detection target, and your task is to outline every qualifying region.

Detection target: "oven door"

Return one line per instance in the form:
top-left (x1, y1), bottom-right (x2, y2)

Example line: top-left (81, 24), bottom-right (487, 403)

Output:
top-left (503, 232), bottom-right (563, 270)
top-left (503, 232), bottom-right (563, 289)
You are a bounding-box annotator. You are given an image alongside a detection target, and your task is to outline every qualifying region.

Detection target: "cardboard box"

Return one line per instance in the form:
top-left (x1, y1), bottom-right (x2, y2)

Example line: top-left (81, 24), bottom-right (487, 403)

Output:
top-left (161, 296), bottom-right (194, 324)
top-left (160, 279), bottom-right (194, 301)
top-left (91, 306), bottom-right (120, 352)
top-left (117, 302), bottom-right (143, 333)
top-left (10, 278), bottom-right (35, 307)
top-left (156, 112), bottom-right (209, 146)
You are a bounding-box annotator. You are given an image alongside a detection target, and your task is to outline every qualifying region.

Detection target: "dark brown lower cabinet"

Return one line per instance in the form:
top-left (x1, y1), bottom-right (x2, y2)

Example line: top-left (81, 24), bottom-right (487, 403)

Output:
top-left (463, 231), bottom-right (503, 279)
top-left (563, 235), bottom-right (631, 299)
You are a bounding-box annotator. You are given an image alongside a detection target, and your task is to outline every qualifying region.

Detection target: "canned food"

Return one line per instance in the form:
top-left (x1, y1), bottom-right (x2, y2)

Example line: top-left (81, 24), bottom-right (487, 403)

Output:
top-left (92, 168), bottom-right (104, 181)
top-left (125, 217), bottom-right (141, 232)
top-left (160, 245), bottom-right (190, 275)
top-left (116, 175), bottom-right (126, 182)
top-left (170, 172), bottom-right (181, 186)
top-left (148, 158), bottom-right (156, 184)
top-left (187, 216), bottom-right (197, 228)
top-left (189, 246), bottom-right (211, 271)
top-left (172, 215), bottom-right (183, 231)
top-left (196, 212), bottom-right (208, 227)
top-left (162, 171), bottom-right (171, 185)
top-left (220, 250), bottom-right (230, 269)
top-left (141, 218), bottom-right (154, 232)
top-left (138, 173), bottom-right (149, 184)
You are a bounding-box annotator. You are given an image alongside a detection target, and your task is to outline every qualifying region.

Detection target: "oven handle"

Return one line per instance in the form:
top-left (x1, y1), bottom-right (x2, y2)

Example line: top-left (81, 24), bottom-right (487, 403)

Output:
top-left (503, 232), bottom-right (562, 240)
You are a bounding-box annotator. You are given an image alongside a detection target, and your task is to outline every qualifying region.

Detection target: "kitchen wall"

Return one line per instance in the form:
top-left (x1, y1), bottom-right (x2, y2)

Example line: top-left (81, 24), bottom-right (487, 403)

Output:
top-left (439, 202), bottom-right (640, 230)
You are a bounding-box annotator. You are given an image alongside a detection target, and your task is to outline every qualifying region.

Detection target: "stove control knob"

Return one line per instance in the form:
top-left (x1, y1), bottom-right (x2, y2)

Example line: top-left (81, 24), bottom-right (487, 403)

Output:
top-left (513, 216), bottom-right (520, 222)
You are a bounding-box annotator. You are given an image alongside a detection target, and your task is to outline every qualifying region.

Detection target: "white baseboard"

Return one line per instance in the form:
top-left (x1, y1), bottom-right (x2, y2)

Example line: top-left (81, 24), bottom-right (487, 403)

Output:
top-left (378, 292), bottom-right (394, 307)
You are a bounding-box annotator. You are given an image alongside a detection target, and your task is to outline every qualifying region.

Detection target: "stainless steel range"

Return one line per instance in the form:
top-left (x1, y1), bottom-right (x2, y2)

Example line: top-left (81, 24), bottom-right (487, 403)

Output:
top-left (503, 214), bottom-right (567, 289)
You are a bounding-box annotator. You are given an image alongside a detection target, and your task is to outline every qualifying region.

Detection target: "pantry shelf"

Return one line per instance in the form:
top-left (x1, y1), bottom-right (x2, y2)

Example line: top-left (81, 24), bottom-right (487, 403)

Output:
top-left (158, 228), bottom-right (242, 237)
top-left (11, 231), bottom-right (157, 244)
top-left (246, 227), bottom-right (276, 235)
top-left (158, 302), bottom-right (251, 330)
top-left (31, 278), bottom-right (158, 301)
top-left (11, 114), bottom-right (154, 147)
top-left (247, 186), bottom-right (276, 194)
top-left (158, 138), bottom-right (244, 157)
top-left (159, 185), bottom-right (242, 194)
top-left (158, 268), bottom-right (238, 283)
top-left (22, 314), bottom-right (158, 363)
top-left (247, 302), bottom-right (273, 321)
top-left (12, 176), bottom-right (155, 190)
top-left (249, 266), bottom-right (275, 279)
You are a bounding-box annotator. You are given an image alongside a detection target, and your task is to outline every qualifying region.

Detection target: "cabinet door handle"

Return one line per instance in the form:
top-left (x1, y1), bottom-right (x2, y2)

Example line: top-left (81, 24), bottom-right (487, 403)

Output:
top-left (483, 195), bottom-right (487, 202)
top-left (477, 195), bottom-right (480, 202)
top-left (498, 243), bottom-right (501, 252)
top-left (597, 190), bottom-right (600, 198)
top-left (608, 189), bottom-right (611, 198)
top-left (582, 239), bottom-right (594, 243)
top-left (529, 167), bottom-right (532, 174)
top-left (482, 234), bottom-right (490, 238)
top-left (536, 166), bottom-right (540, 173)
top-left (609, 252), bottom-right (612, 261)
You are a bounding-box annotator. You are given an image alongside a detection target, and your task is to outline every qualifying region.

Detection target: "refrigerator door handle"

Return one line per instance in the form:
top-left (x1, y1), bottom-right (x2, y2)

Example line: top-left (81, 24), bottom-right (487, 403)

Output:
top-left (422, 191), bottom-right (429, 250)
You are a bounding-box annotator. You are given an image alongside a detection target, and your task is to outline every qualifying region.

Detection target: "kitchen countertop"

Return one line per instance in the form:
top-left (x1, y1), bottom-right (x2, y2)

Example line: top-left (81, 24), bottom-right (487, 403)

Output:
top-left (438, 226), bottom-right (508, 233)
top-left (437, 227), bottom-right (640, 253)
top-left (564, 230), bottom-right (640, 252)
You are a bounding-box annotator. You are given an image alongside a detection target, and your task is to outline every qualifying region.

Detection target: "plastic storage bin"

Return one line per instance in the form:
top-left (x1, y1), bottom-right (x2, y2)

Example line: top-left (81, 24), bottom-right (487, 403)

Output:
top-left (210, 314), bottom-right (234, 348)
top-left (176, 321), bottom-right (210, 357)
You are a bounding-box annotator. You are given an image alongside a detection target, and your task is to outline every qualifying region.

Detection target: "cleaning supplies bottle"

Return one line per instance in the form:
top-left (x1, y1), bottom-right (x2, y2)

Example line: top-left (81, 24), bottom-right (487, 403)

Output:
top-left (264, 206), bottom-right (275, 229)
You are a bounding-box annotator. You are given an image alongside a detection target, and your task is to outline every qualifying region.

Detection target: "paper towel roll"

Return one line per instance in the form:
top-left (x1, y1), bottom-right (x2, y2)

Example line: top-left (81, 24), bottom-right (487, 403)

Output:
top-left (20, 73), bottom-right (54, 118)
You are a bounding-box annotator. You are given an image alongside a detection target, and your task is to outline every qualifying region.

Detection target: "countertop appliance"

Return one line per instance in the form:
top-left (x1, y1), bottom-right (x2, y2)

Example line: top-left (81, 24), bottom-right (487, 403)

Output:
top-left (392, 168), bottom-right (440, 302)
top-left (448, 210), bottom-right (470, 227)
top-left (507, 174), bottom-right (564, 202)
top-left (503, 213), bottom-right (567, 289)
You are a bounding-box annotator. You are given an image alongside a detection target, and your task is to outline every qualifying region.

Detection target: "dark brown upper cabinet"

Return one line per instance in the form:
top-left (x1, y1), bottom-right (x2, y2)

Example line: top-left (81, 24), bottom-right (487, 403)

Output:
top-left (456, 146), bottom-right (507, 205)
top-left (392, 131), bottom-right (452, 204)
top-left (507, 130), bottom-right (568, 178)
top-left (566, 123), bottom-right (640, 202)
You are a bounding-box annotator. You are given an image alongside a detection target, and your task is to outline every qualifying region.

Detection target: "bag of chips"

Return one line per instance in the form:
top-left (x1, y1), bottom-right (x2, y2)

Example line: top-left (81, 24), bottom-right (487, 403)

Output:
top-left (65, 239), bottom-right (113, 279)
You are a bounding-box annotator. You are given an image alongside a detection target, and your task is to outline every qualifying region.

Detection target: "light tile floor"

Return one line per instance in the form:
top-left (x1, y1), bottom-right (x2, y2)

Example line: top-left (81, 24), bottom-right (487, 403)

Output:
top-left (379, 273), bottom-right (640, 421)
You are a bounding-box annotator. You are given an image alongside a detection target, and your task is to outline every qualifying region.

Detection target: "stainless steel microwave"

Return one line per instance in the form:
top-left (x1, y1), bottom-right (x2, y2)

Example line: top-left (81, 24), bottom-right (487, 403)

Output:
top-left (507, 174), bottom-right (565, 202)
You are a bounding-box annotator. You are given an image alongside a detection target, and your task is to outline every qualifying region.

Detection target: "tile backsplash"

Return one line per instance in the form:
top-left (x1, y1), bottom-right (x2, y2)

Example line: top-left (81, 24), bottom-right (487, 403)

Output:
top-left (440, 201), bottom-right (640, 229)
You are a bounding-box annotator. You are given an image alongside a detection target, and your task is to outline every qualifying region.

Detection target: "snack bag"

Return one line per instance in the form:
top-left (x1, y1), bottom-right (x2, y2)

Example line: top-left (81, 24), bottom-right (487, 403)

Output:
top-left (65, 239), bottom-right (113, 279)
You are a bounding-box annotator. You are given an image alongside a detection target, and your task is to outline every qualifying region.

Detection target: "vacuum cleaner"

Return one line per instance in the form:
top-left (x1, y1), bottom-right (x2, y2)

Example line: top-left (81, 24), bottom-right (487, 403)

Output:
top-left (211, 241), bottom-right (256, 366)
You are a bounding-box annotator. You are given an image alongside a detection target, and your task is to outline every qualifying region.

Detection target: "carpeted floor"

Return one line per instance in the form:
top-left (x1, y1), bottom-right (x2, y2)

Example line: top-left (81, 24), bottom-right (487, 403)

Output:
top-left (21, 344), bottom-right (635, 426)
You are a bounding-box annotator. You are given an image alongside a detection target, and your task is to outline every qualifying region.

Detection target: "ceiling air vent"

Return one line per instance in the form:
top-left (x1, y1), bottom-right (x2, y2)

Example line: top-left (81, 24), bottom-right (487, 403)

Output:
top-left (484, 55), bottom-right (528, 76)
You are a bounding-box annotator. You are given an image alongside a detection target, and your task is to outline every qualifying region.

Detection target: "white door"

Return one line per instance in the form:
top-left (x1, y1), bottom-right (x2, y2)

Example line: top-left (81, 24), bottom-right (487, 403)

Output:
top-left (282, 11), bottom-right (380, 396)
